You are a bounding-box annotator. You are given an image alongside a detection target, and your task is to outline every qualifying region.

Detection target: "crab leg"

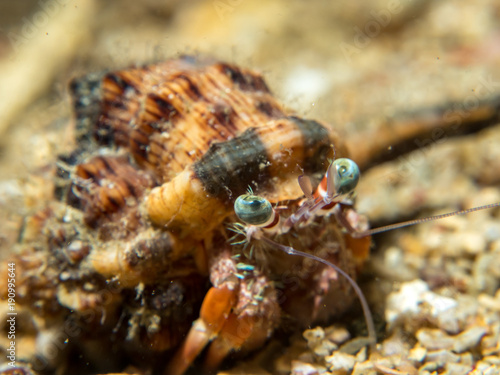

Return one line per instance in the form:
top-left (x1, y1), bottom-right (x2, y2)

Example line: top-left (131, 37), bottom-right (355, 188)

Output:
top-left (166, 285), bottom-right (237, 375)
top-left (166, 243), bottom-right (281, 375)
top-left (203, 313), bottom-right (269, 371)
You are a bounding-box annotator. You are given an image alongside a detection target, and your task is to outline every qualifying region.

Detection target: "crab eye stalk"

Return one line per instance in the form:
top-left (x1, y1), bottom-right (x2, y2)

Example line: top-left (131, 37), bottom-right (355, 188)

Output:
top-left (331, 158), bottom-right (360, 195)
top-left (234, 194), bottom-right (274, 226)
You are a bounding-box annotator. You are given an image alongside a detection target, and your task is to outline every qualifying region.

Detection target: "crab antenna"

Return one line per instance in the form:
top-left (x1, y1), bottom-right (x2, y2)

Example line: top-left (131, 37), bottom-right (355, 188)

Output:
top-left (260, 236), bottom-right (377, 351)
top-left (351, 202), bottom-right (500, 238)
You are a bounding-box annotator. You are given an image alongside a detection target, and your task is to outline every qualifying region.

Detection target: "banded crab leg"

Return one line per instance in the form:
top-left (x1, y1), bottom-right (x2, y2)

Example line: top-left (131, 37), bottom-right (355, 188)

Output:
top-left (166, 249), bottom-right (280, 375)
top-left (166, 285), bottom-right (237, 375)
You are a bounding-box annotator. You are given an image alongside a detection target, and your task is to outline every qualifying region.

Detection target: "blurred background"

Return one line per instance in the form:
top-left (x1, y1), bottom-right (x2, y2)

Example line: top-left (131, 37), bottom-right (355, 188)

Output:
top-left (1, 0), bottom-right (500, 245)
top-left (1, 1), bottom-right (500, 373)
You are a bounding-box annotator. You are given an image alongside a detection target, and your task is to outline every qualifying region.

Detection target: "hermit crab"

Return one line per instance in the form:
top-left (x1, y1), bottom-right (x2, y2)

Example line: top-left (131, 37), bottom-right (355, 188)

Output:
top-left (0, 56), bottom-right (498, 375)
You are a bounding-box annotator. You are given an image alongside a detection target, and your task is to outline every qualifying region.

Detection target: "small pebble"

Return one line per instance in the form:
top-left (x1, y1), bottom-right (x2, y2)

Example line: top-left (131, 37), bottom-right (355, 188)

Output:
top-left (469, 363), bottom-right (500, 375)
top-left (381, 335), bottom-right (407, 356)
top-left (478, 293), bottom-right (500, 312)
top-left (422, 291), bottom-right (457, 317)
top-left (313, 339), bottom-right (337, 357)
top-left (325, 352), bottom-right (356, 372)
top-left (416, 328), bottom-right (454, 350)
top-left (303, 326), bottom-right (338, 356)
top-left (444, 362), bottom-right (473, 375)
top-left (418, 361), bottom-right (440, 372)
top-left (303, 327), bottom-right (325, 345)
top-left (339, 337), bottom-right (372, 355)
top-left (291, 360), bottom-right (325, 375)
top-left (355, 347), bottom-right (367, 362)
top-left (408, 347), bottom-right (427, 363)
top-left (452, 326), bottom-right (488, 353)
top-left (325, 326), bottom-right (350, 345)
top-left (385, 279), bottom-right (429, 325)
top-left (458, 232), bottom-right (486, 255)
top-left (352, 361), bottom-right (376, 375)
top-left (425, 349), bottom-right (459, 366)
top-left (458, 352), bottom-right (473, 365)
top-left (482, 356), bottom-right (500, 366)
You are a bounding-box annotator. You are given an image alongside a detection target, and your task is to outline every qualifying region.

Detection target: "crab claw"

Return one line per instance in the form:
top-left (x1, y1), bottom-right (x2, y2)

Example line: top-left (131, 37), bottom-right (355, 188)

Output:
top-left (203, 311), bottom-right (273, 371)
top-left (166, 285), bottom-right (237, 375)
top-left (166, 250), bottom-right (280, 375)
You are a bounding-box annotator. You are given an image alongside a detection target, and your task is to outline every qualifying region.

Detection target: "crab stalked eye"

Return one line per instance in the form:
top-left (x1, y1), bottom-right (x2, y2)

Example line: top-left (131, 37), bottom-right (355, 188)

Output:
top-left (332, 158), bottom-right (360, 195)
top-left (234, 194), bottom-right (274, 226)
